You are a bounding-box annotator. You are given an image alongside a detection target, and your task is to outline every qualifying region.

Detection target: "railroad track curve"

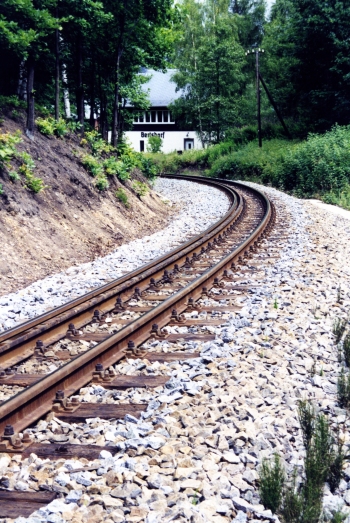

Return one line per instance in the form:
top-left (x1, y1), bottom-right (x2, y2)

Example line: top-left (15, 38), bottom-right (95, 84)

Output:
top-left (0, 175), bottom-right (275, 465)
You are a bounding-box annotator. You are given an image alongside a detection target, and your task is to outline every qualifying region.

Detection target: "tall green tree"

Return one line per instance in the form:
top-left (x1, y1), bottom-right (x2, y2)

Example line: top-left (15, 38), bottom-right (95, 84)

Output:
top-left (262, 0), bottom-right (350, 134)
top-left (172, 0), bottom-right (246, 144)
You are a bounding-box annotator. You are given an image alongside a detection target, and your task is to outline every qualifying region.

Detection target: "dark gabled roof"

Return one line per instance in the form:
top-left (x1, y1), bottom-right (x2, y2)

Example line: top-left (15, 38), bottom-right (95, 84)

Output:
top-left (129, 69), bottom-right (182, 108)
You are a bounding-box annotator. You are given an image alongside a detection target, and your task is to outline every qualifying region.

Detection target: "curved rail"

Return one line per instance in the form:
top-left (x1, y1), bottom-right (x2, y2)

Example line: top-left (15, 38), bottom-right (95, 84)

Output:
top-left (0, 176), bottom-right (274, 434)
top-left (0, 178), bottom-right (241, 368)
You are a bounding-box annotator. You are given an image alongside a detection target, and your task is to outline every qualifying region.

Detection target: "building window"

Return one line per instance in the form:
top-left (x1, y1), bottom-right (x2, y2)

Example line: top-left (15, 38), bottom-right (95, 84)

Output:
top-left (133, 110), bottom-right (175, 124)
top-left (140, 140), bottom-right (144, 152)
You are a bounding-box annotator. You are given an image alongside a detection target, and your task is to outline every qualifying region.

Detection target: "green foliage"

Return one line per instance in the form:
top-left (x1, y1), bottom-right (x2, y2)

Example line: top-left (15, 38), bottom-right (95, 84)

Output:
top-left (261, 400), bottom-right (347, 522)
top-left (0, 95), bottom-right (26, 110)
top-left (147, 135), bottom-right (163, 153)
top-left (81, 154), bottom-right (103, 177)
top-left (333, 317), bottom-right (347, 344)
top-left (132, 181), bottom-right (149, 199)
top-left (103, 157), bottom-right (130, 181)
top-left (323, 185), bottom-right (350, 211)
top-left (337, 367), bottom-right (350, 409)
top-left (115, 188), bottom-right (130, 208)
top-left (0, 130), bottom-right (22, 167)
top-left (35, 117), bottom-right (55, 136)
top-left (95, 173), bottom-right (109, 191)
top-left (8, 170), bottom-right (20, 182)
top-left (172, 0), bottom-right (246, 144)
top-left (0, 183), bottom-right (3, 195)
top-left (24, 172), bottom-right (46, 193)
top-left (259, 453), bottom-right (285, 513)
top-left (342, 333), bottom-right (350, 368)
top-left (85, 131), bottom-right (114, 157)
top-left (262, 0), bottom-right (350, 133)
top-left (139, 156), bottom-right (159, 180)
top-left (36, 117), bottom-right (70, 138)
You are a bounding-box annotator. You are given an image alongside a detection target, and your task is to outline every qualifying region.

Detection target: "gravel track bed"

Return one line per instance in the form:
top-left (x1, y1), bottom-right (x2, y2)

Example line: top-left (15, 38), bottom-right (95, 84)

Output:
top-left (0, 179), bottom-right (230, 332)
top-left (2, 184), bottom-right (350, 523)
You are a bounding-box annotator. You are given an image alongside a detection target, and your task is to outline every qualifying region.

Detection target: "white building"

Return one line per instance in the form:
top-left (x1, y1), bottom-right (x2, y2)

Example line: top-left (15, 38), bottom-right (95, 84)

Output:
top-left (124, 69), bottom-right (203, 154)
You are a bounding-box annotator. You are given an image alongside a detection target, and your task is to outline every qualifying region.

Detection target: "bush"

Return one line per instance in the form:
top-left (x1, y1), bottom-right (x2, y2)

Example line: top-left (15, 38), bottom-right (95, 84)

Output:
top-left (24, 172), bottom-right (46, 193)
top-left (81, 154), bottom-right (103, 177)
top-left (103, 157), bottom-right (130, 180)
top-left (147, 135), bottom-right (163, 153)
top-left (115, 187), bottom-right (130, 207)
top-left (8, 170), bottom-right (20, 182)
top-left (132, 181), bottom-right (149, 198)
top-left (259, 453), bottom-right (285, 513)
top-left (36, 117), bottom-right (70, 138)
top-left (260, 400), bottom-right (347, 522)
top-left (95, 173), bottom-right (109, 191)
top-left (36, 117), bottom-right (55, 136)
top-left (0, 130), bottom-right (22, 167)
top-left (139, 156), bottom-right (159, 180)
top-left (85, 130), bottom-right (114, 156)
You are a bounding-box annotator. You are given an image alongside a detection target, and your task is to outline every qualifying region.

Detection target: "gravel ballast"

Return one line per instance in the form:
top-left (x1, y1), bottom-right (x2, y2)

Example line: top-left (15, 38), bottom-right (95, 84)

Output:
top-left (0, 179), bottom-right (230, 332)
top-left (1, 181), bottom-right (350, 523)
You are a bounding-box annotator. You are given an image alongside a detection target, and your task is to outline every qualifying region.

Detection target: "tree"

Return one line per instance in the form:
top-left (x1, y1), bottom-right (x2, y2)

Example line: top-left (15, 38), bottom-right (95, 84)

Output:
top-left (172, 0), bottom-right (246, 145)
top-left (262, 0), bottom-right (350, 134)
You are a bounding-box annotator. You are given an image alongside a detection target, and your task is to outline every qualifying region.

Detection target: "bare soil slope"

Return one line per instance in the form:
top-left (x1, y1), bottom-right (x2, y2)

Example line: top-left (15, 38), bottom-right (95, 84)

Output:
top-left (0, 112), bottom-right (174, 295)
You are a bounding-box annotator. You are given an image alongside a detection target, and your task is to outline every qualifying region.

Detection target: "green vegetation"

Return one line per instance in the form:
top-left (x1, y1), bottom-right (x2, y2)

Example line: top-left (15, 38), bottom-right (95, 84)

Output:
top-left (132, 181), bottom-right (149, 199)
top-left (259, 453), bottom-right (284, 513)
top-left (0, 130), bottom-right (45, 192)
top-left (0, 184), bottom-right (3, 195)
top-left (259, 400), bottom-right (346, 521)
top-left (115, 188), bottom-right (130, 208)
top-left (146, 135), bottom-right (163, 153)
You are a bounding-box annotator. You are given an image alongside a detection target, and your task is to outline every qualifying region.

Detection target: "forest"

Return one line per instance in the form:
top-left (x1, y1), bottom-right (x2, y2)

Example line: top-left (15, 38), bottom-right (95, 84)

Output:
top-left (1, 0), bottom-right (350, 205)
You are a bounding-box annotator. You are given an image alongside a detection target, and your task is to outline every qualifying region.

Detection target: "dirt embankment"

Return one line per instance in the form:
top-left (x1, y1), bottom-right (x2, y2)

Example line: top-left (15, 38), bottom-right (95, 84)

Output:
top-left (0, 112), bottom-right (174, 295)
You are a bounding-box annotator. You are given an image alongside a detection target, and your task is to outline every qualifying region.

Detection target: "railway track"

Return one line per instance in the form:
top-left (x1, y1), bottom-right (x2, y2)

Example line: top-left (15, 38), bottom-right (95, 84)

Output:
top-left (0, 175), bottom-right (276, 518)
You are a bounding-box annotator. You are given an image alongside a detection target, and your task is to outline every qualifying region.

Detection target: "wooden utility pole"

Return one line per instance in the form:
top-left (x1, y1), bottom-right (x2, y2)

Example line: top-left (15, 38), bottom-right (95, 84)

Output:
top-left (246, 48), bottom-right (264, 148)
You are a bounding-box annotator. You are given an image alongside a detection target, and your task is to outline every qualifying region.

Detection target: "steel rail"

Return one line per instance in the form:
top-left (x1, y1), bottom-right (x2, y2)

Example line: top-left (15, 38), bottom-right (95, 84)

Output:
top-left (0, 178), bottom-right (242, 369)
top-left (0, 178), bottom-right (273, 434)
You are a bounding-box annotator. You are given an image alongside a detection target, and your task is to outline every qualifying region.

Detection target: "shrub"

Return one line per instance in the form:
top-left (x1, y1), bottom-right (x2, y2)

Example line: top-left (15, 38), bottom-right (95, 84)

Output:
top-left (103, 157), bottom-right (130, 180)
top-left (95, 173), bottom-right (109, 191)
top-left (24, 172), bottom-right (46, 193)
top-left (54, 118), bottom-right (68, 138)
top-left (8, 170), bottom-right (20, 182)
top-left (259, 453), bottom-right (285, 513)
top-left (342, 333), bottom-right (350, 367)
top-left (115, 188), bottom-right (130, 207)
top-left (85, 130), bottom-right (114, 156)
top-left (147, 135), bottom-right (163, 153)
top-left (36, 117), bottom-right (69, 138)
top-left (132, 180), bottom-right (149, 198)
top-left (337, 367), bottom-right (350, 408)
top-left (0, 130), bottom-right (22, 167)
top-left (67, 120), bottom-right (82, 133)
top-left (81, 154), bottom-right (103, 177)
top-left (36, 117), bottom-right (55, 136)
top-left (261, 400), bottom-right (347, 522)
top-left (333, 317), bottom-right (347, 344)
top-left (139, 156), bottom-right (159, 180)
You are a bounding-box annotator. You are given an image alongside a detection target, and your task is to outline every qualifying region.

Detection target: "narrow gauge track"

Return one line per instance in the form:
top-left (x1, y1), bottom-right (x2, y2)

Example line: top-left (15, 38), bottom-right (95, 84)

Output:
top-left (0, 175), bottom-right (275, 445)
